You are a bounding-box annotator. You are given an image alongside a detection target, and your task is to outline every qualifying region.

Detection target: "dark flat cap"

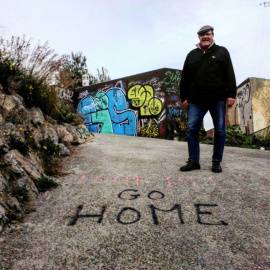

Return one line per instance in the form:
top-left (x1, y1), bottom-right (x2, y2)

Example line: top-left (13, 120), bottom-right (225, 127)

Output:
top-left (197, 25), bottom-right (214, 35)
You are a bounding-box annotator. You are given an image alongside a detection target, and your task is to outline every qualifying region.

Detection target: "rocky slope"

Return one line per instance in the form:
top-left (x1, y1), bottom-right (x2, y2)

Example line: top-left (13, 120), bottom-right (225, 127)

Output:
top-left (0, 85), bottom-right (93, 232)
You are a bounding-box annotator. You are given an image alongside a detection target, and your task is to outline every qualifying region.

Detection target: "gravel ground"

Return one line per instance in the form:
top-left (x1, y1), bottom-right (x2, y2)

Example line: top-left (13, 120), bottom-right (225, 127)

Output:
top-left (0, 133), bottom-right (269, 269)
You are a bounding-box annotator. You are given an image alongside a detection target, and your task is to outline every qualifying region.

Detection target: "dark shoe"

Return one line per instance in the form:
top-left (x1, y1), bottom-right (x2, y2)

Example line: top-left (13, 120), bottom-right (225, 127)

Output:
top-left (180, 160), bottom-right (201, 172)
top-left (212, 161), bottom-right (222, 173)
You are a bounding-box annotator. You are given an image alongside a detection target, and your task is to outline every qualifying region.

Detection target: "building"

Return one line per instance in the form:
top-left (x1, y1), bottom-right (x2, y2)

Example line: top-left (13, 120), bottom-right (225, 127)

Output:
top-left (73, 68), bottom-right (186, 139)
top-left (207, 77), bottom-right (270, 138)
top-left (227, 77), bottom-right (270, 137)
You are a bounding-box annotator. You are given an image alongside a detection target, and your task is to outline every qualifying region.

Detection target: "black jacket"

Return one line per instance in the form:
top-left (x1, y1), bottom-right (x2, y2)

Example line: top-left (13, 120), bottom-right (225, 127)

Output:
top-left (180, 43), bottom-right (236, 105)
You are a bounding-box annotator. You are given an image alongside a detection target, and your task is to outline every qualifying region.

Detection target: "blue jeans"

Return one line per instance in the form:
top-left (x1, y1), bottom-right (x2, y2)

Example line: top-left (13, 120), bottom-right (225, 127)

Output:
top-left (187, 101), bottom-right (226, 163)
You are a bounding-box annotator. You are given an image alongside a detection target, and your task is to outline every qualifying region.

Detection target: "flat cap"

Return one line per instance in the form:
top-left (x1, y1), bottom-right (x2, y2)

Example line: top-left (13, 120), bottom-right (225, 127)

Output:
top-left (197, 25), bottom-right (214, 35)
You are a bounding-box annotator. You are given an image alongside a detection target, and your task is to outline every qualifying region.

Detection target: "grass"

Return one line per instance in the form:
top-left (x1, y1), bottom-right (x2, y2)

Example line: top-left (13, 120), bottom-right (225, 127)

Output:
top-left (35, 176), bottom-right (59, 193)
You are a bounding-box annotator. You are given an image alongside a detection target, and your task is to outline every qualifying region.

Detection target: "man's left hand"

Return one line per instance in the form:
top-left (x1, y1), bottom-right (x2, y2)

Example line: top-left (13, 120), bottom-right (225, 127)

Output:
top-left (226, 98), bottom-right (235, 107)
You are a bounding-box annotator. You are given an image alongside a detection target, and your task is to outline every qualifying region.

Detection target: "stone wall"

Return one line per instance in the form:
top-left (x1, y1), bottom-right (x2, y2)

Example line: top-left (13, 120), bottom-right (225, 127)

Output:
top-left (0, 86), bottom-right (93, 232)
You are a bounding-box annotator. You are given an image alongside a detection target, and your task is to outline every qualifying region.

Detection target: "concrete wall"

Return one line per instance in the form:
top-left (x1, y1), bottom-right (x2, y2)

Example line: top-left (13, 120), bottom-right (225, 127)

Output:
top-left (227, 77), bottom-right (270, 135)
top-left (250, 78), bottom-right (270, 133)
top-left (73, 68), bottom-right (187, 139)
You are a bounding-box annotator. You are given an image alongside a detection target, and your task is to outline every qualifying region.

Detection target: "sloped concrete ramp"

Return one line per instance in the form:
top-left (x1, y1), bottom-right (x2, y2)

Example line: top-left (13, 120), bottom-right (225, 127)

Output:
top-left (1, 133), bottom-right (269, 269)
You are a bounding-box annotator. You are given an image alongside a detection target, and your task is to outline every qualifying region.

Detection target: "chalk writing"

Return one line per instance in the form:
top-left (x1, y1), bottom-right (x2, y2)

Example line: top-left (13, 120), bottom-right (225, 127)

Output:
top-left (117, 189), bottom-right (165, 200)
top-left (67, 202), bottom-right (228, 226)
top-left (83, 175), bottom-right (224, 186)
top-left (195, 204), bottom-right (228, 226)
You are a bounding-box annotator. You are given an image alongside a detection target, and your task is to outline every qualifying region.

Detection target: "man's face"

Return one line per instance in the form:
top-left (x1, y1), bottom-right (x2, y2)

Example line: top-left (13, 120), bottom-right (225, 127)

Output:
top-left (198, 31), bottom-right (213, 46)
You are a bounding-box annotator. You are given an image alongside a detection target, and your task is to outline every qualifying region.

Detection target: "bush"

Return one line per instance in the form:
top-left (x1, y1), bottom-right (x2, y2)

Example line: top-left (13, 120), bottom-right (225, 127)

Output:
top-left (200, 125), bottom-right (270, 150)
top-left (39, 137), bottom-right (61, 175)
top-left (40, 137), bottom-right (60, 157)
top-left (176, 123), bottom-right (207, 142)
top-left (0, 36), bottom-right (68, 122)
top-left (35, 176), bottom-right (59, 193)
top-left (0, 45), bottom-right (21, 92)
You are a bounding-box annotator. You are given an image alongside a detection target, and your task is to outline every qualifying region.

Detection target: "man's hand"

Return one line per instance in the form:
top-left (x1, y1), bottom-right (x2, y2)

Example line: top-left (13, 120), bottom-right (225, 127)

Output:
top-left (226, 98), bottom-right (235, 107)
top-left (183, 100), bottom-right (189, 107)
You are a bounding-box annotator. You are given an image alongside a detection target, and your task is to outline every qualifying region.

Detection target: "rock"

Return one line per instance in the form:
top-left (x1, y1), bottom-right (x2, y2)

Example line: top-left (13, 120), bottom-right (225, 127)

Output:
top-left (57, 125), bottom-right (74, 144)
top-left (41, 122), bottom-right (59, 145)
top-left (16, 174), bottom-right (39, 196)
top-left (4, 150), bottom-right (43, 180)
top-left (28, 107), bottom-right (45, 126)
top-left (59, 143), bottom-right (70, 156)
top-left (0, 122), bottom-right (16, 137)
top-left (0, 112), bottom-right (4, 126)
top-left (1, 94), bottom-right (28, 125)
top-left (6, 197), bottom-right (22, 212)
top-left (0, 91), bottom-right (94, 230)
top-left (0, 174), bottom-right (8, 192)
top-left (0, 205), bottom-right (9, 232)
top-left (64, 124), bottom-right (94, 144)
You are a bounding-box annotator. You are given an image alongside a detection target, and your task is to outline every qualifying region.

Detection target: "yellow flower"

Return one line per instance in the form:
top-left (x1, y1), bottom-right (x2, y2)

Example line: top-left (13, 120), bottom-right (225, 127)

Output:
top-left (29, 136), bottom-right (33, 138)
top-left (43, 146), bottom-right (47, 150)
top-left (29, 85), bottom-right (33, 90)
top-left (19, 128), bottom-right (23, 131)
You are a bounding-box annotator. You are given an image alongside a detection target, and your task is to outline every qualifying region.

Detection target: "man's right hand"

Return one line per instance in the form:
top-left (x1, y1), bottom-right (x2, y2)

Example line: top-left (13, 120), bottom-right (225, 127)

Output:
top-left (183, 100), bottom-right (189, 107)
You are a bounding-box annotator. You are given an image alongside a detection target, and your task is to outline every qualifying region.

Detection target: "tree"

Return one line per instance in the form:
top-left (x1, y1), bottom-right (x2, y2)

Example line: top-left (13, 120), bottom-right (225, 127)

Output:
top-left (96, 66), bottom-right (111, 83)
top-left (57, 52), bottom-right (111, 89)
top-left (58, 52), bottom-right (88, 90)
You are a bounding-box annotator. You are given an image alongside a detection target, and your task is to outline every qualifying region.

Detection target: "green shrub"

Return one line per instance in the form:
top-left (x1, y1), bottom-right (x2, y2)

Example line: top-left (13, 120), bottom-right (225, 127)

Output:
top-left (35, 176), bottom-right (59, 193)
top-left (39, 137), bottom-right (61, 175)
top-left (200, 125), bottom-right (270, 150)
top-left (40, 137), bottom-right (60, 157)
top-left (175, 123), bottom-right (207, 142)
top-left (0, 46), bottom-right (21, 91)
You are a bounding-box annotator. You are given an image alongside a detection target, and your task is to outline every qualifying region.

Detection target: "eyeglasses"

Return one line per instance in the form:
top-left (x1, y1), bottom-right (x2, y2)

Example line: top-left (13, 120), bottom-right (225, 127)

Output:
top-left (199, 32), bottom-right (213, 37)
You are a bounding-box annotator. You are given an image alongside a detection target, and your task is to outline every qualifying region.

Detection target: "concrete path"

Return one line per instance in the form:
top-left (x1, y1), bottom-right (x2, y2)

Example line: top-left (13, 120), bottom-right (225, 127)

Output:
top-left (1, 133), bottom-right (269, 269)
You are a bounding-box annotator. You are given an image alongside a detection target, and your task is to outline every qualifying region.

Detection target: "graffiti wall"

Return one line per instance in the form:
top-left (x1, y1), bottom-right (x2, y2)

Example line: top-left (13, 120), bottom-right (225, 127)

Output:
top-left (74, 68), bottom-right (187, 139)
top-left (227, 77), bottom-right (270, 135)
top-left (250, 78), bottom-right (270, 133)
top-left (235, 82), bottom-right (253, 134)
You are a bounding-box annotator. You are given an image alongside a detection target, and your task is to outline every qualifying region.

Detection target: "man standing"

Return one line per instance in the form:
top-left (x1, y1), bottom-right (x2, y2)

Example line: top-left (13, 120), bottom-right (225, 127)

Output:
top-left (179, 25), bottom-right (236, 173)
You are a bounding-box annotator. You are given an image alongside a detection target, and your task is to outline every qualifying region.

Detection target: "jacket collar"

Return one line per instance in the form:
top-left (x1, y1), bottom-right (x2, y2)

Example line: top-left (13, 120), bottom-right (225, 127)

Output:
top-left (196, 40), bottom-right (215, 52)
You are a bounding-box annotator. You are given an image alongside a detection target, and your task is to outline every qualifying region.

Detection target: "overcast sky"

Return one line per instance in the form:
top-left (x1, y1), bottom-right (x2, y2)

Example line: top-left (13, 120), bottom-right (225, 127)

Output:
top-left (1, 0), bottom-right (269, 130)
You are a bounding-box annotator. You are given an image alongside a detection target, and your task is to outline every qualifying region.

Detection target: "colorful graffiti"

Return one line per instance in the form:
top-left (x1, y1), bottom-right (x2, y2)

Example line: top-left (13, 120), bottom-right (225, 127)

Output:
top-left (163, 70), bottom-right (181, 87)
top-left (167, 107), bottom-right (185, 121)
top-left (127, 84), bottom-right (163, 117)
top-left (78, 81), bottom-right (137, 136)
top-left (140, 119), bottom-right (159, 137)
top-left (75, 69), bottom-right (186, 138)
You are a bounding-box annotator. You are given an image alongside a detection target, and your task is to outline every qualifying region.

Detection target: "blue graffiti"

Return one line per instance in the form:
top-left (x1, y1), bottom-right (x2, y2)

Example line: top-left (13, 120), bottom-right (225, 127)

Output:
top-left (168, 107), bottom-right (184, 120)
top-left (78, 81), bottom-right (137, 136)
